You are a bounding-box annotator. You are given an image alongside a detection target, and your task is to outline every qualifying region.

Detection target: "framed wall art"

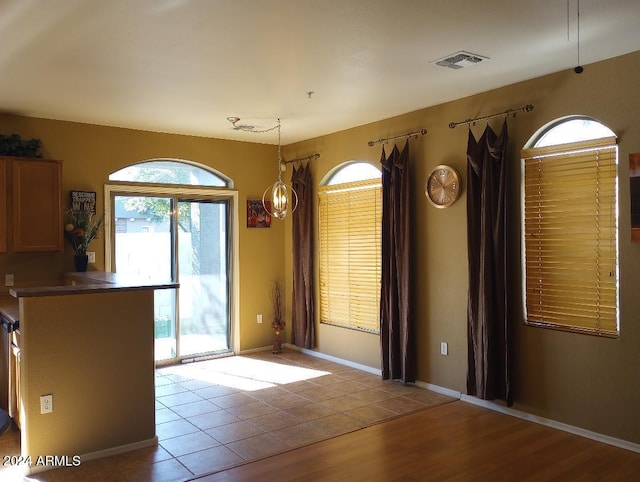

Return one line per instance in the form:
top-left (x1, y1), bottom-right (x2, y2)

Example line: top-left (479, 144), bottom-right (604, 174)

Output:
top-left (247, 200), bottom-right (271, 228)
top-left (70, 190), bottom-right (97, 213)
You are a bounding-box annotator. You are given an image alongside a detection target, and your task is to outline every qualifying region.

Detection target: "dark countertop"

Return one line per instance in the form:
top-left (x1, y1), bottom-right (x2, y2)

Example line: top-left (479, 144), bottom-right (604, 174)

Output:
top-left (0, 295), bottom-right (19, 325)
top-left (7, 271), bottom-right (178, 299)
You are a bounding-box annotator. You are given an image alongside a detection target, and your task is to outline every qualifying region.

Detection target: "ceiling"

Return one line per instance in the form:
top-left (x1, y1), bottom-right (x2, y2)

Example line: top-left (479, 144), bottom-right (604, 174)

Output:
top-left (0, 0), bottom-right (638, 145)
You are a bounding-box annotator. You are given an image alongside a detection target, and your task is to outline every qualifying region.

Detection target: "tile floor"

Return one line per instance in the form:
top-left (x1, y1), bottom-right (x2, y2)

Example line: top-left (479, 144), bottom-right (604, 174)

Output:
top-left (0, 349), bottom-right (454, 482)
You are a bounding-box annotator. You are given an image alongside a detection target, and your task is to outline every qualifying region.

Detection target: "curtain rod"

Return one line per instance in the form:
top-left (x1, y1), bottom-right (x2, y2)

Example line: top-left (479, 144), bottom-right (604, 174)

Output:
top-left (368, 128), bottom-right (427, 147)
top-left (448, 104), bottom-right (534, 129)
top-left (282, 153), bottom-right (320, 165)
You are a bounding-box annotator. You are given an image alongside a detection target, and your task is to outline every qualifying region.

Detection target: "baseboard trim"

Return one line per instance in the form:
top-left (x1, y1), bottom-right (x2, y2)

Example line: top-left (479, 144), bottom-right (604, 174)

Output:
top-left (27, 436), bottom-right (158, 475)
top-left (285, 344), bottom-right (381, 376)
top-left (285, 345), bottom-right (639, 454)
top-left (414, 380), bottom-right (462, 399)
top-left (460, 395), bottom-right (640, 454)
top-left (238, 345), bottom-right (275, 355)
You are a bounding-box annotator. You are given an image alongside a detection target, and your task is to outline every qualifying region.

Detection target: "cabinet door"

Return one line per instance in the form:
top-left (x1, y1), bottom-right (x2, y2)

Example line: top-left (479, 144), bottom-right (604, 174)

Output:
top-left (11, 159), bottom-right (63, 253)
top-left (0, 160), bottom-right (6, 253)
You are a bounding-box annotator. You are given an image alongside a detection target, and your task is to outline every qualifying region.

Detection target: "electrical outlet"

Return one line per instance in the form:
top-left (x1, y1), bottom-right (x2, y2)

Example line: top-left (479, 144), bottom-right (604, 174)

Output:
top-left (87, 252), bottom-right (96, 264)
top-left (440, 342), bottom-right (448, 356)
top-left (257, 313), bottom-right (263, 324)
top-left (5, 274), bottom-right (14, 287)
top-left (40, 394), bottom-right (53, 414)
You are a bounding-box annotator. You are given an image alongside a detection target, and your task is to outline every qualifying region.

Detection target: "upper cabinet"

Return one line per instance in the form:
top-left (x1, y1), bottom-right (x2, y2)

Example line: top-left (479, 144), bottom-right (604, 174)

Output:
top-left (0, 157), bottom-right (63, 254)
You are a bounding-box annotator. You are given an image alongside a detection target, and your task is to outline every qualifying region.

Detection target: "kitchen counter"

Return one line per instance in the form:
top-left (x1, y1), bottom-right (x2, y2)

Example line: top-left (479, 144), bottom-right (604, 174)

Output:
top-left (0, 295), bottom-right (19, 324)
top-left (4, 271), bottom-right (174, 474)
top-left (9, 271), bottom-right (177, 298)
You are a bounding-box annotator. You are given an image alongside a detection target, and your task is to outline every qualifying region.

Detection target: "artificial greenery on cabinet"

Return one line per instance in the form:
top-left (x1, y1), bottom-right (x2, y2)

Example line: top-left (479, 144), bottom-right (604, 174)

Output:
top-left (0, 133), bottom-right (43, 158)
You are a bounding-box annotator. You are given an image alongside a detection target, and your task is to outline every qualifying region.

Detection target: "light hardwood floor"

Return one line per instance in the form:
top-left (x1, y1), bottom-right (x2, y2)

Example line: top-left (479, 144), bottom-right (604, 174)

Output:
top-left (199, 400), bottom-right (640, 482)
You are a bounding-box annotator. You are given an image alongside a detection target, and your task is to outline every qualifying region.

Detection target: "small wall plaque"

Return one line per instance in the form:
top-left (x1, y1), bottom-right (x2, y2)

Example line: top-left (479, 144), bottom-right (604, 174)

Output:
top-left (70, 191), bottom-right (97, 213)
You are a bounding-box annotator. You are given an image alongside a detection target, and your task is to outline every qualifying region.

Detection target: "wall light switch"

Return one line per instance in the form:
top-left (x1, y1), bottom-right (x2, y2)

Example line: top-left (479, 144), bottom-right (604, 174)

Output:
top-left (87, 252), bottom-right (96, 264)
top-left (257, 313), bottom-right (263, 324)
top-left (5, 274), bottom-right (14, 287)
top-left (440, 342), bottom-right (448, 356)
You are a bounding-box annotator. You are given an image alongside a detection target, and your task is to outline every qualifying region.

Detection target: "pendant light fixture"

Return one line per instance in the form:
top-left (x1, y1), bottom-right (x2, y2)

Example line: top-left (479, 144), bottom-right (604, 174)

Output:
top-left (226, 116), bottom-right (298, 220)
top-left (262, 119), bottom-right (298, 219)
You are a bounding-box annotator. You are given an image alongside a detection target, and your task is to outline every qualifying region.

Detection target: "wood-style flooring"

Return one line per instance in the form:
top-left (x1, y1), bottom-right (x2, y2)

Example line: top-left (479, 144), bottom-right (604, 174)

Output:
top-left (1, 350), bottom-right (638, 481)
top-left (199, 400), bottom-right (640, 482)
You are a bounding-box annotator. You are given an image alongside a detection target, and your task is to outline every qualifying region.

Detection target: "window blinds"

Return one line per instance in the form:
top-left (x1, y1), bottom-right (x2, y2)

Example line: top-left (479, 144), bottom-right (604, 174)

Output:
top-left (318, 178), bottom-right (381, 333)
top-left (522, 137), bottom-right (618, 336)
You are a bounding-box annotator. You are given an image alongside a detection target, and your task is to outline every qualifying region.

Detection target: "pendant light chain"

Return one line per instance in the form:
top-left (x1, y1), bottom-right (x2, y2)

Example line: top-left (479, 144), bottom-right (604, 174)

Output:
top-left (277, 118), bottom-right (284, 181)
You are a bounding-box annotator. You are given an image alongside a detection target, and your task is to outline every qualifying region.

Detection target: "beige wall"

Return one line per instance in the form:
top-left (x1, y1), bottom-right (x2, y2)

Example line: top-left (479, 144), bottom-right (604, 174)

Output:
top-left (0, 116), bottom-right (287, 351)
top-left (1, 50), bottom-right (638, 446)
top-left (287, 51), bottom-right (640, 444)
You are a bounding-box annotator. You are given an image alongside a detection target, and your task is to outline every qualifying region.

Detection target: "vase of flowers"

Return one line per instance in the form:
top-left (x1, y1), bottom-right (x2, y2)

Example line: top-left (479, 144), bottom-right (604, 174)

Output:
top-left (64, 209), bottom-right (105, 271)
top-left (271, 280), bottom-right (285, 354)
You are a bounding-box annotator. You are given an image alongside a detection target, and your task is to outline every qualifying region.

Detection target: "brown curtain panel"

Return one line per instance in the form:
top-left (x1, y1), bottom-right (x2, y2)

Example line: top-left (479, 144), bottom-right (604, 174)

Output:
top-left (466, 120), bottom-right (512, 405)
top-left (380, 142), bottom-right (414, 382)
top-left (291, 163), bottom-right (315, 348)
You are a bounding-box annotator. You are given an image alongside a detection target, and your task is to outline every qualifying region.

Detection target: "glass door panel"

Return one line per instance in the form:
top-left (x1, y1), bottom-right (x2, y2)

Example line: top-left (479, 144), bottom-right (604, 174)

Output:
top-left (178, 200), bottom-right (229, 357)
top-left (113, 195), bottom-right (177, 361)
top-left (113, 193), bottom-right (231, 362)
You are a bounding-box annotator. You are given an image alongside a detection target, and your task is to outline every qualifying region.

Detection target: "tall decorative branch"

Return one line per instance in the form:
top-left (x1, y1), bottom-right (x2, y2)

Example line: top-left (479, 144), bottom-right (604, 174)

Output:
top-left (271, 280), bottom-right (285, 353)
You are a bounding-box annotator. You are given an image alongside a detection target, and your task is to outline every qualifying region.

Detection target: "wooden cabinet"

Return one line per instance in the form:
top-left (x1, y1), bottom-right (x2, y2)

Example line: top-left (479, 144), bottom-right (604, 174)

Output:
top-left (0, 157), bottom-right (63, 254)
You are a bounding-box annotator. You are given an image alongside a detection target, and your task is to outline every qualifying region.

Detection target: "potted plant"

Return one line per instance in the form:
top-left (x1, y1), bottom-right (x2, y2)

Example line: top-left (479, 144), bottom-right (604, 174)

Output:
top-left (64, 209), bottom-right (105, 271)
top-left (271, 280), bottom-right (285, 354)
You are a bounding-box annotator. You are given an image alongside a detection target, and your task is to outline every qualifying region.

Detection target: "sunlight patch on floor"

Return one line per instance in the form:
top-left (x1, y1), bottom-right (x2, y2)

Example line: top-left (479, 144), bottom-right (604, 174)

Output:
top-left (157, 355), bottom-right (332, 391)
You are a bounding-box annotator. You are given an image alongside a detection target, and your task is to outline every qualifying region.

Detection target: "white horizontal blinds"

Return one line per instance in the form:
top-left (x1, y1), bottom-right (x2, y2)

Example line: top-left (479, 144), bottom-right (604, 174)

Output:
top-left (522, 137), bottom-right (618, 336)
top-left (318, 178), bottom-right (382, 332)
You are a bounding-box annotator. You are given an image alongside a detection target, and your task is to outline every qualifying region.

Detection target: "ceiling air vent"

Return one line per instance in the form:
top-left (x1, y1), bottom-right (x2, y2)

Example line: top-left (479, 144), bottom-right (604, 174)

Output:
top-left (432, 51), bottom-right (489, 70)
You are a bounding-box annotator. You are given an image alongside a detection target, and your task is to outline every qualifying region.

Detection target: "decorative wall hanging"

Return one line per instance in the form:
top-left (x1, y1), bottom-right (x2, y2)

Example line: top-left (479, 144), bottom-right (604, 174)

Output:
top-left (247, 199), bottom-right (271, 228)
top-left (70, 190), bottom-right (97, 214)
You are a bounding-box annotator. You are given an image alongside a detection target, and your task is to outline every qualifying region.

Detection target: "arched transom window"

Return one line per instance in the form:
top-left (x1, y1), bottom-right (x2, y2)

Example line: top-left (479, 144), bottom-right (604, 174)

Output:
top-left (109, 159), bottom-right (232, 188)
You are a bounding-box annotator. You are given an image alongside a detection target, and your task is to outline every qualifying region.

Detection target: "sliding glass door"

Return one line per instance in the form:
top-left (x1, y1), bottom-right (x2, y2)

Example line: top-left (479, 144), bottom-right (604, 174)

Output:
top-left (111, 193), bottom-right (231, 362)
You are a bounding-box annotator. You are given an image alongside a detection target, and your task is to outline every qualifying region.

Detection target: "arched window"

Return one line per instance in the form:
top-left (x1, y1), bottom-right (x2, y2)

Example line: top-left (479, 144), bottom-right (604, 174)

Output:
top-left (109, 159), bottom-right (232, 188)
top-left (318, 162), bottom-right (382, 333)
top-left (522, 117), bottom-right (618, 336)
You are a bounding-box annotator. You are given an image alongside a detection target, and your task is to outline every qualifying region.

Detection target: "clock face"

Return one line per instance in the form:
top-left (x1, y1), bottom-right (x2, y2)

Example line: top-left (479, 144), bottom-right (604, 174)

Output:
top-left (426, 165), bottom-right (461, 208)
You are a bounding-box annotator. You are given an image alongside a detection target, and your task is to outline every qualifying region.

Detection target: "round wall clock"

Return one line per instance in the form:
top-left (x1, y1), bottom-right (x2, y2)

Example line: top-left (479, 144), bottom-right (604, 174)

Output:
top-left (425, 165), bottom-right (461, 208)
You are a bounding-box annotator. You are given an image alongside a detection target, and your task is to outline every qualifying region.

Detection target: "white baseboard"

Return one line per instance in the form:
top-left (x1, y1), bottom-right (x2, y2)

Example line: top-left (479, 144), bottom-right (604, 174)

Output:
top-left (27, 437), bottom-right (158, 475)
top-left (285, 344), bottom-right (381, 375)
top-left (414, 380), bottom-right (462, 399)
top-left (237, 345), bottom-right (275, 355)
top-left (286, 345), bottom-right (640, 454)
top-left (460, 394), bottom-right (640, 454)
